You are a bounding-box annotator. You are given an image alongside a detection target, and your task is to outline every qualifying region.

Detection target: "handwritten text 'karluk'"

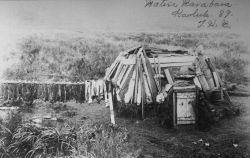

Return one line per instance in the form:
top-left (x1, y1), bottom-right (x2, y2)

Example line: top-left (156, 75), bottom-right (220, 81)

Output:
top-left (144, 0), bottom-right (233, 29)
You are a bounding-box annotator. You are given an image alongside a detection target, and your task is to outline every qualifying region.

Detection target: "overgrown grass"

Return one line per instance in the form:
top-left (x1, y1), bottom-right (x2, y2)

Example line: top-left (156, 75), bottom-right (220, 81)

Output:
top-left (3, 32), bottom-right (249, 84)
top-left (212, 50), bottom-right (248, 83)
top-left (0, 112), bottom-right (22, 158)
top-left (8, 123), bottom-right (76, 158)
top-left (0, 120), bottom-right (136, 158)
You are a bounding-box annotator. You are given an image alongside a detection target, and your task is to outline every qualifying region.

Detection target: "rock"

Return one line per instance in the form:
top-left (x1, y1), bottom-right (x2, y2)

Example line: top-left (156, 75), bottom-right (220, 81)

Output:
top-left (0, 106), bottom-right (19, 123)
top-left (30, 116), bottom-right (57, 127)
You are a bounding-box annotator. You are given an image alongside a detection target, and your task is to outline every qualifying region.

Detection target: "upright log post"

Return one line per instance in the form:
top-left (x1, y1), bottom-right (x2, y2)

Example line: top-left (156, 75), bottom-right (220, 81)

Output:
top-left (108, 82), bottom-right (115, 125)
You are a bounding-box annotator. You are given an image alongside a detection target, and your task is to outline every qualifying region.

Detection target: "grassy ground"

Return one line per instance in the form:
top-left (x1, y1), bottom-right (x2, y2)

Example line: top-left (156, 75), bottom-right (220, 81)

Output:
top-left (1, 32), bottom-right (250, 157)
top-left (4, 95), bottom-right (247, 158)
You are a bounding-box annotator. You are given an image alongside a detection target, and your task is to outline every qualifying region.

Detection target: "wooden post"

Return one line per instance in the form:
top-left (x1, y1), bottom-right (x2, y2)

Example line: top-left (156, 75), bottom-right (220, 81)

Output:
top-left (173, 92), bottom-right (177, 128)
top-left (108, 82), bottom-right (115, 125)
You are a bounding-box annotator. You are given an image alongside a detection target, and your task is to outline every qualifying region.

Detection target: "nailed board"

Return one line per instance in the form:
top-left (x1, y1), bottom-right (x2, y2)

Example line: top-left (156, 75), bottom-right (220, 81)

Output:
top-left (148, 56), bottom-right (196, 64)
top-left (121, 58), bottom-right (136, 65)
top-left (152, 62), bottom-right (193, 68)
top-left (176, 92), bottom-right (196, 124)
top-left (173, 86), bottom-right (197, 126)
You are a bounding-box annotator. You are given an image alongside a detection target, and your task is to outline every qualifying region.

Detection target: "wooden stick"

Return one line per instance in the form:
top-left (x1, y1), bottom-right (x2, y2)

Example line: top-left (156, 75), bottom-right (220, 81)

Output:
top-left (108, 83), bottom-right (115, 125)
top-left (164, 69), bottom-right (174, 84)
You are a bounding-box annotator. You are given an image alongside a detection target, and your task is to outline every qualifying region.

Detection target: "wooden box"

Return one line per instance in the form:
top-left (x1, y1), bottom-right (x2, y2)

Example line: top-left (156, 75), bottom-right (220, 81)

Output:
top-left (173, 85), bottom-right (198, 127)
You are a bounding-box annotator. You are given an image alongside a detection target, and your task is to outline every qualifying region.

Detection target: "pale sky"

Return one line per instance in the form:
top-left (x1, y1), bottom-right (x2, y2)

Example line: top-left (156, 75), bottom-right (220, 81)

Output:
top-left (0, 0), bottom-right (249, 32)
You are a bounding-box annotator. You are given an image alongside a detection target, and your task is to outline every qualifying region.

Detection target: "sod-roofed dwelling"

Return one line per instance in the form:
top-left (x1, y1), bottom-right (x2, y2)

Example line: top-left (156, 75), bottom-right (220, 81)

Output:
top-left (104, 45), bottom-right (233, 127)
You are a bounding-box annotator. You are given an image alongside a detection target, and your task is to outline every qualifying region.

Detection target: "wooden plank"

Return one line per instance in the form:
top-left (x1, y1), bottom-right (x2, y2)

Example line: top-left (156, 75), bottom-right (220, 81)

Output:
top-left (205, 58), bottom-right (218, 88)
top-left (121, 58), bottom-right (136, 65)
top-left (146, 56), bottom-right (160, 90)
top-left (136, 59), bottom-right (142, 106)
top-left (112, 63), bottom-right (124, 83)
top-left (206, 58), bottom-right (224, 87)
top-left (124, 69), bottom-right (136, 104)
top-left (104, 55), bottom-right (123, 81)
top-left (196, 66), bottom-right (210, 91)
top-left (164, 69), bottom-right (174, 84)
top-left (158, 56), bottom-right (161, 91)
top-left (173, 85), bottom-right (196, 90)
top-left (165, 84), bottom-right (172, 92)
top-left (123, 45), bottom-right (141, 54)
top-left (193, 77), bottom-right (202, 89)
top-left (142, 48), bottom-right (160, 98)
top-left (118, 65), bottom-right (135, 101)
top-left (108, 84), bottom-right (115, 125)
top-left (140, 58), bottom-right (145, 119)
top-left (140, 51), bottom-right (154, 98)
top-left (116, 65), bottom-right (128, 86)
top-left (205, 58), bottom-right (233, 105)
top-left (196, 74), bottom-right (210, 91)
top-left (143, 73), bottom-right (153, 104)
top-left (120, 65), bottom-right (133, 89)
top-left (212, 72), bottom-right (220, 88)
top-left (152, 62), bottom-right (193, 68)
top-left (141, 48), bottom-right (159, 102)
top-left (153, 55), bottom-right (158, 75)
top-left (173, 92), bottom-right (177, 128)
top-left (140, 54), bottom-right (152, 90)
top-left (137, 75), bottom-right (142, 105)
top-left (205, 58), bottom-right (216, 71)
top-left (177, 120), bottom-right (196, 124)
top-left (148, 56), bottom-right (196, 64)
top-left (176, 91), bottom-right (196, 125)
top-left (133, 58), bottom-right (139, 104)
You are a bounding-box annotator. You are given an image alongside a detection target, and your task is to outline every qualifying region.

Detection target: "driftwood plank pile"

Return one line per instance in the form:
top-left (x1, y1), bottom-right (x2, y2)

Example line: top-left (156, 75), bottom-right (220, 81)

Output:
top-left (105, 46), bottom-right (159, 106)
top-left (104, 45), bottom-right (233, 123)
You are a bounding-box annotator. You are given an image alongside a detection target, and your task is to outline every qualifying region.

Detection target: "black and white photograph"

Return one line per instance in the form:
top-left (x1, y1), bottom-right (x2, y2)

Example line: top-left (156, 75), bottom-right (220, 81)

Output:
top-left (0, 0), bottom-right (249, 157)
